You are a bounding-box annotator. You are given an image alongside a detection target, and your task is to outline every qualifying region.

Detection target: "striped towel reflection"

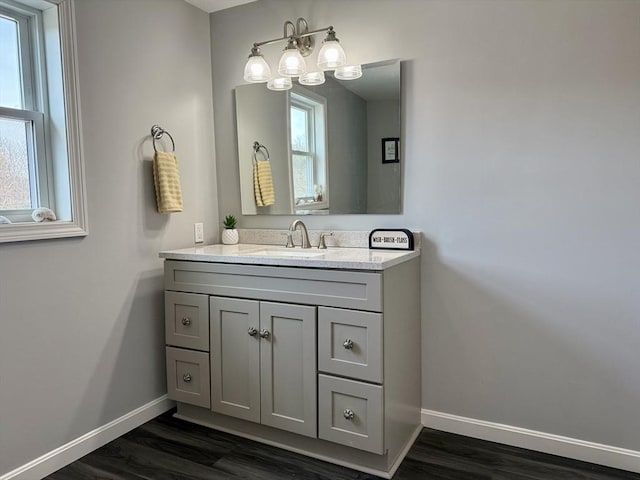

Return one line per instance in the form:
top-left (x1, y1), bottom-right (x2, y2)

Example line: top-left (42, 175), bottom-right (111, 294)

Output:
top-left (253, 160), bottom-right (275, 207)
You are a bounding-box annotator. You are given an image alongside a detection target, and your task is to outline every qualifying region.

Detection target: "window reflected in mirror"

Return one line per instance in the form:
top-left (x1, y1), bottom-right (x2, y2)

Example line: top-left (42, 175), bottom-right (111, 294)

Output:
top-left (290, 90), bottom-right (328, 211)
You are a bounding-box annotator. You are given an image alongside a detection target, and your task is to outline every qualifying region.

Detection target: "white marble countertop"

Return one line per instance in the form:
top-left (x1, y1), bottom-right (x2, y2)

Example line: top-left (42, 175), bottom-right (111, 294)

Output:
top-left (159, 243), bottom-right (420, 270)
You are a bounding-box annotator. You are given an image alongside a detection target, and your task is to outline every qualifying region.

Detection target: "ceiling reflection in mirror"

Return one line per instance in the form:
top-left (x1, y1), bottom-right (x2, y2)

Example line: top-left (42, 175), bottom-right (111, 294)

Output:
top-left (235, 59), bottom-right (401, 215)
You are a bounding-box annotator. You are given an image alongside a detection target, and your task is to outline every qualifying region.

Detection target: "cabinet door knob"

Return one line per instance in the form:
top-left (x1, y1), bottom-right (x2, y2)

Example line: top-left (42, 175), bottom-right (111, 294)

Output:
top-left (343, 408), bottom-right (355, 420)
top-left (182, 373), bottom-right (192, 383)
top-left (259, 329), bottom-right (270, 339)
top-left (181, 317), bottom-right (192, 326)
top-left (248, 327), bottom-right (258, 336)
top-left (343, 339), bottom-right (354, 349)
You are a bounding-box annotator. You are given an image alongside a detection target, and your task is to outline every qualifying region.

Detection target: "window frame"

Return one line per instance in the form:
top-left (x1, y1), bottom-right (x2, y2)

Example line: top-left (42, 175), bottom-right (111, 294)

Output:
top-left (289, 88), bottom-right (329, 212)
top-left (0, 2), bottom-right (53, 217)
top-left (0, 0), bottom-right (87, 243)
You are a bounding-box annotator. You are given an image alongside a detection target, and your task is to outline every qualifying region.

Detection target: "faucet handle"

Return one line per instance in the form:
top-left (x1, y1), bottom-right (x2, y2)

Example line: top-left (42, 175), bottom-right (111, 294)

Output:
top-left (318, 232), bottom-right (334, 249)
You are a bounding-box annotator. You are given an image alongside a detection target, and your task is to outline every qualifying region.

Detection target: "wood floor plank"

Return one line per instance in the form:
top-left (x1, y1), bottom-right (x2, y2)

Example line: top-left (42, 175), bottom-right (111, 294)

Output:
top-left (211, 440), bottom-right (378, 480)
top-left (122, 419), bottom-right (236, 467)
top-left (47, 460), bottom-right (144, 480)
top-left (411, 429), bottom-right (640, 480)
top-left (47, 410), bottom-right (640, 480)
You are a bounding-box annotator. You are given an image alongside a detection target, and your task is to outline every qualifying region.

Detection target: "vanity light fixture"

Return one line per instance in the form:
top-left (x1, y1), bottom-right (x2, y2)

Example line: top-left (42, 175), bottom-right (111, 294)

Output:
top-left (243, 17), bottom-right (361, 90)
top-left (244, 46), bottom-right (271, 82)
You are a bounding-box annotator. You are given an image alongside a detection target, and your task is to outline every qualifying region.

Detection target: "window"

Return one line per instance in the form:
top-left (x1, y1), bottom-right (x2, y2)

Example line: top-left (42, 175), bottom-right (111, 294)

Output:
top-left (0, 0), bottom-right (87, 242)
top-left (290, 89), bottom-right (328, 210)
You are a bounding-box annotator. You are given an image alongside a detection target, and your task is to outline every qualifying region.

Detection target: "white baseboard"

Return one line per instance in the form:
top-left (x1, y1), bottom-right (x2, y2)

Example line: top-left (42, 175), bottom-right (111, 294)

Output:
top-left (422, 409), bottom-right (640, 474)
top-left (1, 395), bottom-right (175, 480)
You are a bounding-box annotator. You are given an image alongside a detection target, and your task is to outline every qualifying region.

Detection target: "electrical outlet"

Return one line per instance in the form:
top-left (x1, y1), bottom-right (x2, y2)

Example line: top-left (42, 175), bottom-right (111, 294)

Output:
top-left (194, 223), bottom-right (204, 244)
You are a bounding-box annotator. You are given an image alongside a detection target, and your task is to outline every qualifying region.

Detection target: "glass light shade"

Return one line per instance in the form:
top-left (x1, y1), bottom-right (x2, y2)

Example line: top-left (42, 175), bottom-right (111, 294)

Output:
top-left (317, 40), bottom-right (347, 70)
top-left (243, 55), bottom-right (271, 83)
top-left (277, 48), bottom-right (306, 77)
top-left (267, 76), bottom-right (293, 91)
top-left (334, 64), bottom-right (362, 80)
top-left (299, 71), bottom-right (325, 86)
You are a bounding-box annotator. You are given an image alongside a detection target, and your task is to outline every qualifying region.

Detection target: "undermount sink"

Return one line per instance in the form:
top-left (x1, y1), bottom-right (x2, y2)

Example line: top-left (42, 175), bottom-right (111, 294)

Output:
top-left (245, 249), bottom-right (326, 258)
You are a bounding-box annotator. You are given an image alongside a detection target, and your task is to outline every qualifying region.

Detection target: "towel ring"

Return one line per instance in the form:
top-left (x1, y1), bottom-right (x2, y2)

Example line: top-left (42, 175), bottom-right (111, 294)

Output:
top-left (151, 125), bottom-right (175, 153)
top-left (252, 141), bottom-right (270, 162)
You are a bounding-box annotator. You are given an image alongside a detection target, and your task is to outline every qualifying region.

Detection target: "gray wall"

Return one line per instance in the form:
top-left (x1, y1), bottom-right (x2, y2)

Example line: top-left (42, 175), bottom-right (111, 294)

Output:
top-left (0, 0), bottom-right (217, 475)
top-left (211, 0), bottom-right (640, 451)
top-left (366, 100), bottom-right (400, 213)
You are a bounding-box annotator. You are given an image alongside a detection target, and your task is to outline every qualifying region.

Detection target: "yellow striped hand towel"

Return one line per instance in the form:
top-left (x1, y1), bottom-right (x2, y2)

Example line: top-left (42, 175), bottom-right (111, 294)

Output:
top-left (153, 151), bottom-right (183, 213)
top-left (253, 160), bottom-right (275, 207)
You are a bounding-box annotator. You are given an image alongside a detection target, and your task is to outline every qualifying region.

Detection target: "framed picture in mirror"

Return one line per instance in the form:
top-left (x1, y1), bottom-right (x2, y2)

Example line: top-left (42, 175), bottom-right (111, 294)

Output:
top-left (382, 138), bottom-right (399, 163)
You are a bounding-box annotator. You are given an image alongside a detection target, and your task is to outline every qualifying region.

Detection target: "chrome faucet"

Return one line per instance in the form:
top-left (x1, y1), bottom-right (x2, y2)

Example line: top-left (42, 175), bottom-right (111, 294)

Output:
top-left (287, 219), bottom-right (311, 248)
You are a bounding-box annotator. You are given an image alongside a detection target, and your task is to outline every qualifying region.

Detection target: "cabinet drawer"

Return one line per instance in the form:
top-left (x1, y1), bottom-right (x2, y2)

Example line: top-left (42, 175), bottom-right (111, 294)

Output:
top-left (166, 347), bottom-right (210, 409)
top-left (318, 307), bottom-right (382, 383)
top-left (165, 261), bottom-right (382, 312)
top-left (318, 374), bottom-right (383, 455)
top-left (165, 291), bottom-right (209, 351)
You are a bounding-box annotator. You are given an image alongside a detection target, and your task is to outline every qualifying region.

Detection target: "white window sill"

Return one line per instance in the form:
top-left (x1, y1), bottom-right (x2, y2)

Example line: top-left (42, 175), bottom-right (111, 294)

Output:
top-left (0, 220), bottom-right (88, 243)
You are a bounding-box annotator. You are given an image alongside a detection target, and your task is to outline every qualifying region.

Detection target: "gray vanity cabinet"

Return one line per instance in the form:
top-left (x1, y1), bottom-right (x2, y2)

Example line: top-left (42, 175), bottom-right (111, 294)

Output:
top-left (163, 257), bottom-right (421, 479)
top-left (209, 297), bottom-right (317, 438)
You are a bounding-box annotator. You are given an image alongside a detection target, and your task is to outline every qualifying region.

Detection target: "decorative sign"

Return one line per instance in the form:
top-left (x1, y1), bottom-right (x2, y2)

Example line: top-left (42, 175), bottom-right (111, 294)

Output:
top-left (369, 229), bottom-right (414, 250)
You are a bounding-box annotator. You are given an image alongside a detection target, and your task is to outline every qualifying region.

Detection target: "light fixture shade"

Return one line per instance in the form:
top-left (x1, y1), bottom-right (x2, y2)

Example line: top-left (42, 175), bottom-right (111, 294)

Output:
top-left (299, 71), bottom-right (325, 86)
top-left (243, 54), bottom-right (271, 83)
top-left (317, 40), bottom-right (346, 70)
top-left (334, 64), bottom-right (362, 80)
top-left (278, 49), bottom-right (306, 77)
top-left (267, 76), bottom-right (293, 91)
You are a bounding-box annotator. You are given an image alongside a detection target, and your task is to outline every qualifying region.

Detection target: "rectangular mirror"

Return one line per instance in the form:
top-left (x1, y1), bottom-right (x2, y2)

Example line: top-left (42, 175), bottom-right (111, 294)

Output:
top-left (235, 59), bottom-right (401, 215)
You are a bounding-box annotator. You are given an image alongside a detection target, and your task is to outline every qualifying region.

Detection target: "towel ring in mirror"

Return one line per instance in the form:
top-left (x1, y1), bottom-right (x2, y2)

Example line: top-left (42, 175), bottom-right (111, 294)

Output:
top-left (252, 141), bottom-right (270, 162)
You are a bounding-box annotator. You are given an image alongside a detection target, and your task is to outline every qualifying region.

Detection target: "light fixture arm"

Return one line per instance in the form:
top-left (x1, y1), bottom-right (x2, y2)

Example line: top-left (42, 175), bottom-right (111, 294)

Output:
top-left (250, 18), bottom-right (335, 57)
top-left (283, 20), bottom-right (296, 38)
top-left (297, 25), bottom-right (335, 39)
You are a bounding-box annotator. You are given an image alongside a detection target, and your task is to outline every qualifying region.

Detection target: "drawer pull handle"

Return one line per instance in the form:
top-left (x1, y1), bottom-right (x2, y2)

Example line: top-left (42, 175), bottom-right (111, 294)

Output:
top-left (343, 408), bottom-right (355, 420)
top-left (259, 329), bottom-right (270, 339)
top-left (343, 339), bottom-right (354, 349)
top-left (181, 317), bottom-right (192, 326)
top-left (182, 373), bottom-right (192, 383)
top-left (248, 327), bottom-right (258, 336)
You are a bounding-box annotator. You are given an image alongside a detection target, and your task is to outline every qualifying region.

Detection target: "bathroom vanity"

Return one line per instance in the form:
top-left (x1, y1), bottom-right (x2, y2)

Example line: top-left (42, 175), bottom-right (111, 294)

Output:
top-left (159, 240), bottom-right (421, 478)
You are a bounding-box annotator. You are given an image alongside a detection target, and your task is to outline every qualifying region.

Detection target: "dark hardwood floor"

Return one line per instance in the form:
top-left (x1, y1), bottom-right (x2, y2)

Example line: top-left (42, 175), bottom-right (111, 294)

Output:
top-left (47, 409), bottom-right (640, 479)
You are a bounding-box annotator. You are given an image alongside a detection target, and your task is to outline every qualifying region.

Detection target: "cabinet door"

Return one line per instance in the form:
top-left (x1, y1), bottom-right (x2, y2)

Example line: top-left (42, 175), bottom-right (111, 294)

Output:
top-left (260, 302), bottom-right (317, 438)
top-left (210, 297), bottom-right (260, 423)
